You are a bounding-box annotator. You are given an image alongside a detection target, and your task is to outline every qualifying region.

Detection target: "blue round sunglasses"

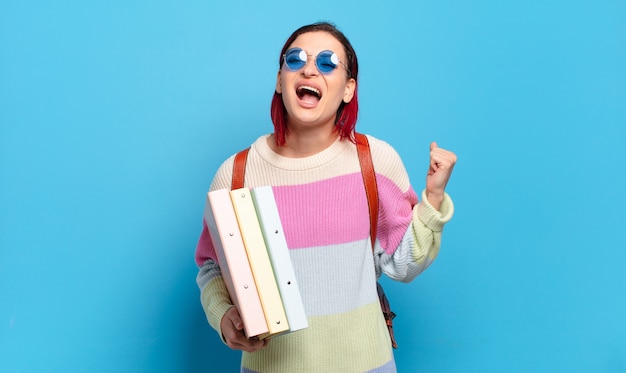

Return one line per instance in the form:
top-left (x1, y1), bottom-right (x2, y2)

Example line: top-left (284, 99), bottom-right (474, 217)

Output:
top-left (283, 48), bottom-right (349, 75)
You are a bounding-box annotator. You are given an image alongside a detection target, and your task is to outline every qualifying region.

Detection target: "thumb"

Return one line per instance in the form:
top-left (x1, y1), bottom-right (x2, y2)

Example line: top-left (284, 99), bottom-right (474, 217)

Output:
top-left (430, 142), bottom-right (438, 151)
top-left (228, 307), bottom-right (244, 330)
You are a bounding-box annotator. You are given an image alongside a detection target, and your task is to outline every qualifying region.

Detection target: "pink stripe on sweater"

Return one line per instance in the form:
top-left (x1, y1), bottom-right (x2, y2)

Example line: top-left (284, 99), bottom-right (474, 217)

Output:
top-left (273, 173), bottom-right (370, 249)
top-left (273, 173), bottom-right (417, 252)
top-left (195, 220), bottom-right (217, 266)
top-left (195, 172), bottom-right (419, 265)
top-left (376, 176), bottom-right (418, 254)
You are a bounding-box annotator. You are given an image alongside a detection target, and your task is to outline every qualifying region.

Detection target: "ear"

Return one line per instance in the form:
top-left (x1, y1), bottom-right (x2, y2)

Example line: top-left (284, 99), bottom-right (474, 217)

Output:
top-left (342, 78), bottom-right (356, 103)
top-left (275, 71), bottom-right (282, 94)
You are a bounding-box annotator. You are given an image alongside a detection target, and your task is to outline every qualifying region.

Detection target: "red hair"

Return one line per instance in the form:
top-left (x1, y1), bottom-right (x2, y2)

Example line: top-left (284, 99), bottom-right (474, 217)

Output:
top-left (270, 22), bottom-right (360, 146)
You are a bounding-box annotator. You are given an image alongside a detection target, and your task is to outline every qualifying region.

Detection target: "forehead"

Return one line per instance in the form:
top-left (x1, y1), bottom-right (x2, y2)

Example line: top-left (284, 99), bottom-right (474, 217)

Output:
top-left (288, 31), bottom-right (346, 58)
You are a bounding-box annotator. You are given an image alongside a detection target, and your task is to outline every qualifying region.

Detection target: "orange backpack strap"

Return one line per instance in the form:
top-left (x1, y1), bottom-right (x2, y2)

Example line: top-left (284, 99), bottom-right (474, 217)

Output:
top-left (355, 133), bottom-right (398, 349)
top-left (231, 148), bottom-right (249, 190)
top-left (354, 133), bottom-right (379, 251)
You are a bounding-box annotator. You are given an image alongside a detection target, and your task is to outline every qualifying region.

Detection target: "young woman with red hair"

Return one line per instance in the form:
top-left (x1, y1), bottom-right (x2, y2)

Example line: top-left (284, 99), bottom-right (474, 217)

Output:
top-left (195, 22), bottom-right (457, 372)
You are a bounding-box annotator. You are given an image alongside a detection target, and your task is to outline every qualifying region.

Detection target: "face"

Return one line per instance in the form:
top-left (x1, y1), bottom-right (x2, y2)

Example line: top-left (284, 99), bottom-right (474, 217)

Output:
top-left (275, 31), bottom-right (356, 132)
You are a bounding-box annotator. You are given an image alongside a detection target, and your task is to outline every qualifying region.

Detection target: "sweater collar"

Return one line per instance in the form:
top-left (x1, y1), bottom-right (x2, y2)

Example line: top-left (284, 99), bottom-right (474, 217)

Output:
top-left (252, 134), bottom-right (349, 171)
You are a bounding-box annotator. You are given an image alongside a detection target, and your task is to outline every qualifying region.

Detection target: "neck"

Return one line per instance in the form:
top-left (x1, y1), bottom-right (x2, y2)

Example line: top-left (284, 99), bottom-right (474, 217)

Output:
top-left (270, 125), bottom-right (339, 158)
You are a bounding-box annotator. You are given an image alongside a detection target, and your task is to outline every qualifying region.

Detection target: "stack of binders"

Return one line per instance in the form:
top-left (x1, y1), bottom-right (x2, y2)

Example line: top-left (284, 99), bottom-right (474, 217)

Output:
top-left (203, 186), bottom-right (308, 339)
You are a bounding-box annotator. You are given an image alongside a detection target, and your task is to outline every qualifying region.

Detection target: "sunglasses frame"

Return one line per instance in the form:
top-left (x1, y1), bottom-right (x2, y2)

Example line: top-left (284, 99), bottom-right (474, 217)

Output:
top-left (283, 47), bottom-right (349, 75)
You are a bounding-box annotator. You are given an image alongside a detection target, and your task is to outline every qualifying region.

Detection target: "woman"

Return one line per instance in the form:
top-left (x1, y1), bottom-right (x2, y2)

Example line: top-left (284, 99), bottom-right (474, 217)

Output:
top-left (195, 22), bottom-right (456, 372)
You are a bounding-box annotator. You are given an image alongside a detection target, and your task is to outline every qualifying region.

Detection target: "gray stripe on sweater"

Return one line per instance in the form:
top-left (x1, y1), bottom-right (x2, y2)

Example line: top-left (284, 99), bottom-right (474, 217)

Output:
top-left (196, 259), bottom-right (222, 291)
top-left (289, 238), bottom-right (379, 317)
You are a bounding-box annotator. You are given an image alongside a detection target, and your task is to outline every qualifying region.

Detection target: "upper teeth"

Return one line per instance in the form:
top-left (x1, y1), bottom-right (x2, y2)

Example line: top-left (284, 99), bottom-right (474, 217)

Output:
top-left (298, 86), bottom-right (320, 96)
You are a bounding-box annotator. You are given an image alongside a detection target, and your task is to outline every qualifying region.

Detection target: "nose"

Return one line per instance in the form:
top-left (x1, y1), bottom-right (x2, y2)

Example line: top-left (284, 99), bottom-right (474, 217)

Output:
top-left (302, 56), bottom-right (318, 77)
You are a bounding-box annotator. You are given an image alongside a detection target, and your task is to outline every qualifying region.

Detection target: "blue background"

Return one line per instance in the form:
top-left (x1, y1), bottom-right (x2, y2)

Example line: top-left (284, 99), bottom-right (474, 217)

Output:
top-left (1, 0), bottom-right (625, 372)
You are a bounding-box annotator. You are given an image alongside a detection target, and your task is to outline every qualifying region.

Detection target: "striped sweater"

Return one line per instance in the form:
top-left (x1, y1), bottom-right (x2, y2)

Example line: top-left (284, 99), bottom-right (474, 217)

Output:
top-left (195, 134), bottom-right (454, 373)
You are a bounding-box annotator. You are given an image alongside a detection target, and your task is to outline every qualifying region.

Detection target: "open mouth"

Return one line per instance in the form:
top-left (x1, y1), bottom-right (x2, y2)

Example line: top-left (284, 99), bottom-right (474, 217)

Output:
top-left (296, 85), bottom-right (322, 103)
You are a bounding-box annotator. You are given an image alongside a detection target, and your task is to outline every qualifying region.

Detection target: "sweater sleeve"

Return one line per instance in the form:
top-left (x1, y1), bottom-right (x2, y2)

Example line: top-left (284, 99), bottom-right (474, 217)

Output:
top-left (376, 190), bottom-right (454, 283)
top-left (369, 136), bottom-right (454, 282)
top-left (197, 259), bottom-right (233, 341)
top-left (194, 156), bottom-right (236, 342)
top-left (408, 189), bottom-right (454, 273)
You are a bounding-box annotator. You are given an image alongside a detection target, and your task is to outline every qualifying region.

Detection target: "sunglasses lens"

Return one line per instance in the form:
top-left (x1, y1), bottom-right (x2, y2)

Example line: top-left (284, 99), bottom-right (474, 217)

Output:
top-left (284, 48), bottom-right (306, 70)
top-left (316, 50), bottom-right (338, 73)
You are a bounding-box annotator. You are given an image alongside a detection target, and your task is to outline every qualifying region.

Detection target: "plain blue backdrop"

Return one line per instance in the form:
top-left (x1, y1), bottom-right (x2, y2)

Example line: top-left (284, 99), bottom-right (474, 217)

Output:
top-left (1, 0), bottom-right (625, 372)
